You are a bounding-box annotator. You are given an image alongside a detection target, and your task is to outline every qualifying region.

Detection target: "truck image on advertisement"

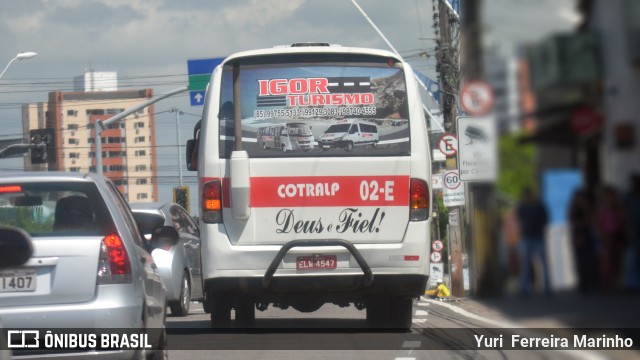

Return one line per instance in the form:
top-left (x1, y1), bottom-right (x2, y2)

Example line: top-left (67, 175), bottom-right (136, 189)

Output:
top-left (186, 43), bottom-right (431, 329)
top-left (318, 118), bottom-right (379, 151)
top-left (257, 122), bottom-right (314, 152)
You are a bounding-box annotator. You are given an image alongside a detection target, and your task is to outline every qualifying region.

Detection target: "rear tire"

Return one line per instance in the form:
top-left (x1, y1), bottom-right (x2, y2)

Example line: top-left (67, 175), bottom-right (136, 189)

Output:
top-left (345, 141), bottom-right (354, 152)
top-left (366, 295), bottom-right (389, 327)
top-left (169, 272), bottom-right (190, 317)
top-left (366, 295), bottom-right (413, 330)
top-left (235, 296), bottom-right (256, 327)
top-left (210, 296), bottom-right (232, 327)
top-left (388, 296), bottom-right (413, 330)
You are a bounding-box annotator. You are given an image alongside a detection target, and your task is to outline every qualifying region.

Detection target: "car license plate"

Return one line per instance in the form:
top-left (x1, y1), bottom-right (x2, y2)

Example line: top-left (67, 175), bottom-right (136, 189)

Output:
top-left (0, 269), bottom-right (36, 292)
top-left (296, 255), bottom-right (337, 271)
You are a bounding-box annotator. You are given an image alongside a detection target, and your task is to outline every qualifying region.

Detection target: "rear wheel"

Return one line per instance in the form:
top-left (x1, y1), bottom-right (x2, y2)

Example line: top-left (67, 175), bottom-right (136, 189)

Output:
top-left (345, 141), bottom-right (354, 152)
top-left (210, 296), bottom-right (232, 327)
top-left (366, 295), bottom-right (389, 327)
top-left (235, 296), bottom-right (256, 327)
top-left (366, 295), bottom-right (413, 330)
top-left (169, 272), bottom-right (190, 316)
top-left (388, 296), bottom-right (413, 329)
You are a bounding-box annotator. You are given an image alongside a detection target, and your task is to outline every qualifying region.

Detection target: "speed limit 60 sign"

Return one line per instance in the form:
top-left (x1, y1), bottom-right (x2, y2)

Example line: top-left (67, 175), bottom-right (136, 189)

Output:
top-left (443, 170), bottom-right (465, 207)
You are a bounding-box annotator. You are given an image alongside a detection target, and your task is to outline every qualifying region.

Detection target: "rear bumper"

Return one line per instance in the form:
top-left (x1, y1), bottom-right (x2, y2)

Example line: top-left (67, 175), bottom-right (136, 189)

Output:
top-left (0, 284), bottom-right (144, 329)
top-left (205, 274), bottom-right (428, 298)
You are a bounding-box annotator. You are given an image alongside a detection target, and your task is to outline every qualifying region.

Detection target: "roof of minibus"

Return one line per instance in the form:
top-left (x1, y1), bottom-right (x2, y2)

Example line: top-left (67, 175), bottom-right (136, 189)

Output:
top-left (221, 44), bottom-right (403, 64)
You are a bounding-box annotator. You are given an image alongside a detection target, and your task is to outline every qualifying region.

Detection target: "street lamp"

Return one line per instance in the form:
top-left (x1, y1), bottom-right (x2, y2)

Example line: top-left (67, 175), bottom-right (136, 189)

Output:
top-left (0, 52), bottom-right (38, 79)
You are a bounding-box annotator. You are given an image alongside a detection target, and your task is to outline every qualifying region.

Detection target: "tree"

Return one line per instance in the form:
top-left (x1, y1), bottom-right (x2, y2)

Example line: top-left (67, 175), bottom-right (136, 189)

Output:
top-left (497, 133), bottom-right (537, 201)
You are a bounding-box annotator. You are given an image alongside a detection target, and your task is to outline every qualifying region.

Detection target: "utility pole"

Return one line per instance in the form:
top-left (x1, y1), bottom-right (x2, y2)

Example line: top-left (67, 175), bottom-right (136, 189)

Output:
top-left (434, 0), bottom-right (464, 297)
top-left (460, 0), bottom-right (502, 297)
top-left (170, 107), bottom-right (184, 187)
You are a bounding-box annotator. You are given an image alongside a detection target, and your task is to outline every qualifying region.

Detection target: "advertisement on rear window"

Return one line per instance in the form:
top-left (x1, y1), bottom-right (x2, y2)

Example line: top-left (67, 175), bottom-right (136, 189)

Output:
top-left (219, 63), bottom-right (410, 157)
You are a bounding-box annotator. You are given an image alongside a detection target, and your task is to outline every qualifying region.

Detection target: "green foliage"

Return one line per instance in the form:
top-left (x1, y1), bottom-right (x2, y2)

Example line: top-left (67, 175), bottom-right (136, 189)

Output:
top-left (0, 207), bottom-right (53, 234)
top-left (498, 133), bottom-right (537, 202)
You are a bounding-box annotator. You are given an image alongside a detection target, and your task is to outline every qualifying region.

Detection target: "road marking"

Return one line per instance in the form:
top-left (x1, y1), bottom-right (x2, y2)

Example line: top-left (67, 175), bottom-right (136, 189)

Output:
top-left (414, 310), bottom-right (428, 316)
top-left (401, 341), bottom-right (421, 348)
top-left (417, 301), bottom-right (429, 307)
top-left (412, 318), bottom-right (427, 323)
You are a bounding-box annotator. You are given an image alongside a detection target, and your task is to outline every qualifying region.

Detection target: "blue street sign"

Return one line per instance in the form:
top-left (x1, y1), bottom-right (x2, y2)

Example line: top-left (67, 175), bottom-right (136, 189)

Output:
top-left (187, 57), bottom-right (225, 106)
top-left (190, 90), bottom-right (206, 106)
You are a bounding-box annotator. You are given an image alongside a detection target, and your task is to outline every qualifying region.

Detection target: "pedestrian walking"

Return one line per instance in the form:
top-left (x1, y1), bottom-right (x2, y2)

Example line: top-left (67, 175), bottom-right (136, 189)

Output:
top-left (569, 188), bottom-right (598, 294)
top-left (597, 186), bottom-right (627, 290)
top-left (516, 187), bottom-right (551, 296)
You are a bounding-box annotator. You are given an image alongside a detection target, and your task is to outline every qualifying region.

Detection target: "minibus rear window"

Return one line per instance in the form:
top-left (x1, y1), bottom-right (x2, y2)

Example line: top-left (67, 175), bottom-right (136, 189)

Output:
top-left (218, 54), bottom-right (411, 158)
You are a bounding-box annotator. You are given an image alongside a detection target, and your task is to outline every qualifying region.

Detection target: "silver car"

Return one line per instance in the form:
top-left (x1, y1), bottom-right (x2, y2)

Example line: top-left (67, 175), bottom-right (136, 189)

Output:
top-left (0, 172), bottom-right (172, 359)
top-left (131, 202), bottom-right (203, 316)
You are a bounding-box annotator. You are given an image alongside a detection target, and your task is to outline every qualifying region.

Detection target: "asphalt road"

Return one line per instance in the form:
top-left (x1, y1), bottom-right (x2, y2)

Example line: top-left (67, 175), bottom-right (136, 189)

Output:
top-left (165, 298), bottom-right (590, 360)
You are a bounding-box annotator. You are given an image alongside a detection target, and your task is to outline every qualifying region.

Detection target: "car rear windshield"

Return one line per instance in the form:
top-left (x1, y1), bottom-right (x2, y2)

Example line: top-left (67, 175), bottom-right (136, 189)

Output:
top-left (219, 53), bottom-right (411, 158)
top-left (0, 181), bottom-right (115, 237)
top-left (132, 212), bottom-right (165, 237)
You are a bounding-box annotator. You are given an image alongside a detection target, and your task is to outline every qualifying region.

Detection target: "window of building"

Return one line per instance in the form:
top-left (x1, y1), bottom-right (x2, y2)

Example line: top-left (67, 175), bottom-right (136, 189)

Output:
top-left (67, 124), bottom-right (79, 130)
top-left (67, 110), bottom-right (78, 117)
top-left (135, 164), bottom-right (147, 172)
top-left (134, 136), bottom-right (145, 143)
top-left (86, 109), bottom-right (105, 116)
top-left (68, 138), bottom-right (78, 145)
top-left (134, 122), bottom-right (145, 129)
top-left (106, 108), bottom-right (125, 115)
top-left (108, 165), bottom-right (126, 172)
top-left (68, 152), bottom-right (80, 159)
top-left (69, 167), bottom-right (80, 172)
top-left (136, 193), bottom-right (149, 200)
top-left (136, 178), bottom-right (148, 185)
top-left (135, 150), bottom-right (147, 157)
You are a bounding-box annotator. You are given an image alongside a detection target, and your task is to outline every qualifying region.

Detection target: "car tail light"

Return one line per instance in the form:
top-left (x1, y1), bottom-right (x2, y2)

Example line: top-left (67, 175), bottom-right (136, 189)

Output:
top-left (97, 234), bottom-right (132, 284)
top-left (410, 178), bottom-right (429, 221)
top-left (0, 185), bottom-right (22, 193)
top-left (202, 180), bottom-right (222, 223)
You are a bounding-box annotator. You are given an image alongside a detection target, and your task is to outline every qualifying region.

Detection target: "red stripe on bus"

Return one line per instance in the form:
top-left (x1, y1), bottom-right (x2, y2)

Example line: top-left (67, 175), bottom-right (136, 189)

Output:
top-left (249, 176), bottom-right (410, 207)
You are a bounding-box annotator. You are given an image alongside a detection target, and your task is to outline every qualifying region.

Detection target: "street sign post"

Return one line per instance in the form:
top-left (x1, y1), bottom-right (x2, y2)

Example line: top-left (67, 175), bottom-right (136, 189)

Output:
top-left (443, 169), bottom-right (465, 207)
top-left (456, 116), bottom-right (498, 182)
top-left (432, 240), bottom-right (444, 252)
top-left (460, 80), bottom-right (494, 116)
top-left (187, 57), bottom-right (225, 106)
top-left (438, 133), bottom-right (458, 157)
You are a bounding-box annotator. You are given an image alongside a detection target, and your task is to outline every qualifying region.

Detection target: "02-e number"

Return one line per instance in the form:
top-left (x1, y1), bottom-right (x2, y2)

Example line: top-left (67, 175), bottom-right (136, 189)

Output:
top-left (359, 180), bottom-right (395, 202)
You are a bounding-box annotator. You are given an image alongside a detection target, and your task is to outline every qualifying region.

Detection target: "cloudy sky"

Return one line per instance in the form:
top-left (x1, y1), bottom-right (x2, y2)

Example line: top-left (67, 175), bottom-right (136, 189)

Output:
top-left (0, 0), bottom-right (579, 210)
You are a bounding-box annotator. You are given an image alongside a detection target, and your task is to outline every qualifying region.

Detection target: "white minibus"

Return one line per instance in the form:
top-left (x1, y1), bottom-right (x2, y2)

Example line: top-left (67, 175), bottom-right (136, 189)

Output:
top-left (186, 43), bottom-right (432, 329)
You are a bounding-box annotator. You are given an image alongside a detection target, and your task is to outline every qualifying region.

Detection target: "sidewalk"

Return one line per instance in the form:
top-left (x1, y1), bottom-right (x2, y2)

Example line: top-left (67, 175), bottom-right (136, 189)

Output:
top-left (450, 291), bottom-right (640, 328)
top-left (439, 291), bottom-right (640, 360)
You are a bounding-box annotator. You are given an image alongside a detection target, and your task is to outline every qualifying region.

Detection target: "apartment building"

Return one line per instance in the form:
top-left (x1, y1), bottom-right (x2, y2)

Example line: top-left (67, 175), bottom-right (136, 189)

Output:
top-left (22, 88), bottom-right (159, 203)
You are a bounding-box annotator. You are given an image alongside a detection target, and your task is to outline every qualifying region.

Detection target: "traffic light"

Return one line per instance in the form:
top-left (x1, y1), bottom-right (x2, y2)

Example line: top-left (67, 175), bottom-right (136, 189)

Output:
top-left (173, 186), bottom-right (190, 213)
top-left (29, 128), bottom-right (55, 164)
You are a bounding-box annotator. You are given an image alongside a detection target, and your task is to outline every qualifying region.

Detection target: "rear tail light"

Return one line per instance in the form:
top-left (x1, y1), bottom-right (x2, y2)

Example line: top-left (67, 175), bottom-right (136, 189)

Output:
top-left (0, 185), bottom-right (22, 193)
top-left (97, 234), bottom-right (132, 284)
top-left (409, 178), bottom-right (429, 221)
top-left (202, 180), bottom-right (223, 223)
